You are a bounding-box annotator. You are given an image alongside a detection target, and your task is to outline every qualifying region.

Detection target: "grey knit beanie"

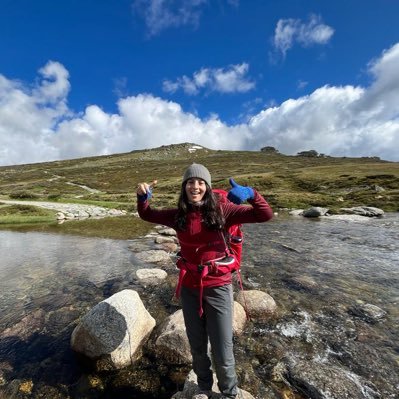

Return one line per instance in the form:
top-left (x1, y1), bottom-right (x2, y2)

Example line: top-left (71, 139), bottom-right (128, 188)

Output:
top-left (182, 163), bottom-right (212, 188)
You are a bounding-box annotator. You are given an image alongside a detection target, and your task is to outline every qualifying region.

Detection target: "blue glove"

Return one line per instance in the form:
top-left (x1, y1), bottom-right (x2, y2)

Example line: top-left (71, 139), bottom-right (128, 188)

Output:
top-left (137, 186), bottom-right (153, 202)
top-left (227, 178), bottom-right (254, 204)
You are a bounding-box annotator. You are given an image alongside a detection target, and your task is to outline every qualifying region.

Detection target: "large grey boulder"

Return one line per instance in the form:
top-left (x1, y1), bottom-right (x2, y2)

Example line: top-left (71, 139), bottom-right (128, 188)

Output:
top-left (155, 309), bottom-right (192, 364)
top-left (236, 290), bottom-right (277, 322)
top-left (155, 302), bottom-right (247, 365)
top-left (71, 289), bottom-right (155, 370)
top-left (232, 301), bottom-right (247, 336)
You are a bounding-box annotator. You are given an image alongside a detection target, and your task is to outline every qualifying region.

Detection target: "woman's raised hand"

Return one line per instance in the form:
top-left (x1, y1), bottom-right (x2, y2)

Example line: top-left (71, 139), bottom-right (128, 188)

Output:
top-left (227, 178), bottom-right (254, 204)
top-left (137, 180), bottom-right (157, 201)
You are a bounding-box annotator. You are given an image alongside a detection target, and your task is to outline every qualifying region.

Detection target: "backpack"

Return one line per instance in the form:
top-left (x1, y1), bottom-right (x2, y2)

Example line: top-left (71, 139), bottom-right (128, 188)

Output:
top-left (213, 188), bottom-right (249, 318)
top-left (212, 188), bottom-right (243, 271)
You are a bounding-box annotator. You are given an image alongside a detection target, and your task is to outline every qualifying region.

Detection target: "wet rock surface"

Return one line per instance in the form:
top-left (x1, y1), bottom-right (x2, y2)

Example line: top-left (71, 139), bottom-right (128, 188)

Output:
top-left (284, 275), bottom-right (319, 291)
top-left (339, 206), bottom-right (384, 217)
top-left (280, 358), bottom-right (381, 399)
top-left (0, 309), bottom-right (46, 341)
top-left (348, 303), bottom-right (387, 323)
top-left (134, 249), bottom-right (174, 265)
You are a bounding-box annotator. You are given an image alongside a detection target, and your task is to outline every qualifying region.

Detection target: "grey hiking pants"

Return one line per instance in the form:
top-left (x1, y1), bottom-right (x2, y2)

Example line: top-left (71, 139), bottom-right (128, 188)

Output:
top-left (181, 284), bottom-right (238, 398)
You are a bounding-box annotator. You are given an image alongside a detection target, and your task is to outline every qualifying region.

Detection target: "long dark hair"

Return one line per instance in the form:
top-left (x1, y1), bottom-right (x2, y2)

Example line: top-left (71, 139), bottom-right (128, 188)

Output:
top-left (175, 183), bottom-right (225, 231)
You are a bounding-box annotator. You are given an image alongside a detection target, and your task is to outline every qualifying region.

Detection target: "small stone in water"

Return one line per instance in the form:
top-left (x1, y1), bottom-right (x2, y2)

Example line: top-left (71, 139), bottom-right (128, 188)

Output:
top-left (348, 303), bottom-right (387, 323)
top-left (285, 276), bottom-right (318, 291)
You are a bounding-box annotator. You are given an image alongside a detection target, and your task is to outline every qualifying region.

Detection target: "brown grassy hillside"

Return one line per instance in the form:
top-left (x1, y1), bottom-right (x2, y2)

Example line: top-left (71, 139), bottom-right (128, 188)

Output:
top-left (1, 143), bottom-right (397, 211)
top-left (0, 143), bottom-right (398, 238)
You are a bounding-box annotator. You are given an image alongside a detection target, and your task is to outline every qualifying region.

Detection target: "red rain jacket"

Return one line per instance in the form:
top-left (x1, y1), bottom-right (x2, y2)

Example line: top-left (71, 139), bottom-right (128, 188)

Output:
top-left (137, 190), bottom-right (273, 289)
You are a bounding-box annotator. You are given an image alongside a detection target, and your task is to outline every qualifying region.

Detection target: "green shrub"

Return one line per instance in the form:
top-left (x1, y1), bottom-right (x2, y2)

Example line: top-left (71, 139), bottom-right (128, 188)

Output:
top-left (9, 191), bottom-right (39, 200)
top-left (47, 193), bottom-right (61, 200)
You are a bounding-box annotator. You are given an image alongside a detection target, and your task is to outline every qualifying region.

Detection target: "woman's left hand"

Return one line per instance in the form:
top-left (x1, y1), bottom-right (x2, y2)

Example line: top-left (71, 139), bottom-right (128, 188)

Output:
top-left (227, 178), bottom-right (254, 204)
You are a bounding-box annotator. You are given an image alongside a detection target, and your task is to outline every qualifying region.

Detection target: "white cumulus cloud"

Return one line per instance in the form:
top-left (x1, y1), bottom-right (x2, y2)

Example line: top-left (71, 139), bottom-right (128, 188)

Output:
top-left (132, 0), bottom-right (239, 37)
top-left (248, 44), bottom-right (399, 159)
top-left (1, 43), bottom-right (399, 166)
top-left (132, 0), bottom-right (207, 37)
top-left (272, 14), bottom-right (334, 58)
top-left (163, 63), bottom-right (255, 95)
top-left (0, 61), bottom-right (70, 165)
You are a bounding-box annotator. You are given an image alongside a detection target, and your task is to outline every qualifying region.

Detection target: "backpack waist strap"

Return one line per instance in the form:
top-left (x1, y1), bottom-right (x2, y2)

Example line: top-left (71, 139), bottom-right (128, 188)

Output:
top-left (175, 255), bottom-right (238, 316)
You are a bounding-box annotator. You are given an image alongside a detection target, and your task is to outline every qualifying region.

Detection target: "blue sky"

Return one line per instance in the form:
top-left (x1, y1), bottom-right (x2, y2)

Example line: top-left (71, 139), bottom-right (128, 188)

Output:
top-left (1, 0), bottom-right (399, 166)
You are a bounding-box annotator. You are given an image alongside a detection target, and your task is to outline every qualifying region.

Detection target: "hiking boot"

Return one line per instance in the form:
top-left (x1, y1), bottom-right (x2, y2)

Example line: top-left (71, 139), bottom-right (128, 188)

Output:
top-left (219, 388), bottom-right (243, 398)
top-left (192, 391), bottom-right (212, 399)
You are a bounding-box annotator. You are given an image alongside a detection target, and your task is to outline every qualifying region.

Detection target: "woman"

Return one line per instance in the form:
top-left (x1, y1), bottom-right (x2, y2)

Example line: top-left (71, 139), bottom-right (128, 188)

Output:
top-left (137, 163), bottom-right (273, 399)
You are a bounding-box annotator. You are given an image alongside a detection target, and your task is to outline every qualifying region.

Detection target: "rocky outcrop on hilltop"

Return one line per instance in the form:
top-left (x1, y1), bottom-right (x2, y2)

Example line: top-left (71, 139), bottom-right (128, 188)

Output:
top-left (131, 142), bottom-right (211, 160)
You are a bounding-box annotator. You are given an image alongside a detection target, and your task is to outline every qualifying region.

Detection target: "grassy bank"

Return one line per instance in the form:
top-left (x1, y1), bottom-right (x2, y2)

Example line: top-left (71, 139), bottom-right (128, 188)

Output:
top-left (0, 213), bottom-right (153, 240)
top-left (0, 204), bottom-right (56, 225)
top-left (0, 202), bottom-right (152, 239)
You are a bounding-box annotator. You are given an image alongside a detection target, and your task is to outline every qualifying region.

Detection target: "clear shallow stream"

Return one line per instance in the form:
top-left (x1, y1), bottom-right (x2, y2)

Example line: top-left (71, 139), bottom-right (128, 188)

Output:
top-left (237, 213), bottom-right (399, 398)
top-left (0, 213), bottom-right (398, 398)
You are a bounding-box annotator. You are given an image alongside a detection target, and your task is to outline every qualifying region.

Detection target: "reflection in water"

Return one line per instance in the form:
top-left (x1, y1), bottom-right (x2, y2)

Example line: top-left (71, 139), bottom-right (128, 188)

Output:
top-left (0, 232), bottom-right (137, 330)
top-left (0, 232), bottom-right (135, 287)
top-left (0, 214), bottom-right (398, 398)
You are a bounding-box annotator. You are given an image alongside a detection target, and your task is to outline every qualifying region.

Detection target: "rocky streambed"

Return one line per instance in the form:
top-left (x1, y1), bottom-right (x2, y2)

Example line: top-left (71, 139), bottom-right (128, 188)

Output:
top-left (0, 212), bottom-right (398, 398)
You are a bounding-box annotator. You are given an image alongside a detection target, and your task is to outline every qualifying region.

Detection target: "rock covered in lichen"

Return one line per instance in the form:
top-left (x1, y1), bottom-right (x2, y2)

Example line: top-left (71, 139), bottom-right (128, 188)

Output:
top-left (71, 289), bottom-right (155, 370)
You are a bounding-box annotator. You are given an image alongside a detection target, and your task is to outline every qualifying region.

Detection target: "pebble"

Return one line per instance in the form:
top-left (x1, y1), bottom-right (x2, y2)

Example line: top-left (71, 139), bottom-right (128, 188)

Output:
top-left (348, 303), bottom-right (387, 323)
